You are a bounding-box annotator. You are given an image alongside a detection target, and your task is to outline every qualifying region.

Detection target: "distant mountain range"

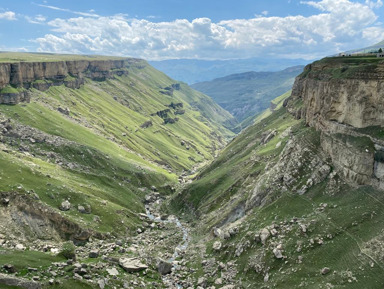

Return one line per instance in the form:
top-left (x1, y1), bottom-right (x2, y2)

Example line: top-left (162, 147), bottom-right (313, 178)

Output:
top-left (150, 58), bottom-right (310, 84)
top-left (337, 40), bottom-right (384, 55)
top-left (191, 65), bottom-right (304, 128)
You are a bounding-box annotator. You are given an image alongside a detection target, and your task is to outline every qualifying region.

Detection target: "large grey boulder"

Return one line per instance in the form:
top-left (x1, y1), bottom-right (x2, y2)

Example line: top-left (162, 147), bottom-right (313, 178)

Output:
top-left (119, 257), bottom-right (148, 272)
top-left (157, 259), bottom-right (172, 275)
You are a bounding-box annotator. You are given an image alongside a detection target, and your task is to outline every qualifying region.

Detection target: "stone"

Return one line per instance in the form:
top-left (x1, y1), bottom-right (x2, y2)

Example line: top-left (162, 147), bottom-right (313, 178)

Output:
top-left (3, 264), bottom-right (16, 273)
top-left (157, 259), bottom-right (172, 275)
top-left (260, 228), bottom-right (270, 245)
top-left (98, 279), bottom-right (106, 289)
top-left (214, 278), bottom-right (223, 285)
top-left (60, 200), bottom-right (71, 211)
top-left (213, 241), bottom-right (222, 251)
top-left (106, 267), bottom-right (119, 276)
top-left (57, 107), bottom-right (70, 115)
top-left (89, 250), bottom-right (99, 258)
top-left (197, 277), bottom-right (206, 286)
top-left (273, 247), bottom-right (284, 259)
top-left (78, 206), bottom-right (86, 213)
top-left (15, 244), bottom-right (26, 250)
top-left (213, 227), bottom-right (223, 239)
top-left (321, 267), bottom-right (331, 275)
top-left (119, 257), bottom-right (148, 272)
top-left (2, 198), bottom-right (9, 206)
top-left (300, 224), bottom-right (307, 233)
top-left (264, 272), bottom-right (269, 282)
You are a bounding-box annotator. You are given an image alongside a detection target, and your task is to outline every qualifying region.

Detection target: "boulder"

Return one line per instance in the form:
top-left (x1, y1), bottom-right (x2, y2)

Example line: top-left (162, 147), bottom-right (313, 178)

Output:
top-left (321, 267), bottom-right (331, 275)
top-left (213, 241), bottom-right (222, 251)
top-left (157, 259), bottom-right (172, 275)
top-left (260, 228), bottom-right (270, 245)
top-left (273, 247), bottom-right (284, 259)
top-left (119, 257), bottom-right (148, 272)
top-left (60, 200), bottom-right (71, 211)
top-left (106, 267), bottom-right (119, 276)
top-left (89, 250), bottom-right (99, 258)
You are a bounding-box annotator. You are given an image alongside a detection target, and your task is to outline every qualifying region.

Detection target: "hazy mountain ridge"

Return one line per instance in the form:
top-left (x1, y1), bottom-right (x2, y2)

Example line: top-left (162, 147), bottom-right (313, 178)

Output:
top-left (150, 58), bottom-right (310, 84)
top-left (191, 65), bottom-right (304, 126)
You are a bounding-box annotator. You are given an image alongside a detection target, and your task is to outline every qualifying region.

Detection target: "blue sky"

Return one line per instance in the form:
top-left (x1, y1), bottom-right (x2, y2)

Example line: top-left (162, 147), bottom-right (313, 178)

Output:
top-left (0, 0), bottom-right (383, 60)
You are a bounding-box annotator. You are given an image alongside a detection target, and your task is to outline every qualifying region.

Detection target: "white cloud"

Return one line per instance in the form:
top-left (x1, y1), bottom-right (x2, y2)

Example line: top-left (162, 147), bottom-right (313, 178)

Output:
top-left (365, 0), bottom-right (383, 9)
top-left (34, 0), bottom-right (384, 60)
top-left (36, 4), bottom-right (100, 17)
top-left (0, 11), bottom-right (16, 21)
top-left (26, 14), bottom-right (47, 24)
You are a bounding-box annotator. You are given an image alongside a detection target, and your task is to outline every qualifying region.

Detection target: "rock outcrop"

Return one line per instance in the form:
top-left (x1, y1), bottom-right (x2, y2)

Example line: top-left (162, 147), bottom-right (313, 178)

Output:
top-left (0, 58), bottom-right (144, 104)
top-left (288, 57), bottom-right (384, 188)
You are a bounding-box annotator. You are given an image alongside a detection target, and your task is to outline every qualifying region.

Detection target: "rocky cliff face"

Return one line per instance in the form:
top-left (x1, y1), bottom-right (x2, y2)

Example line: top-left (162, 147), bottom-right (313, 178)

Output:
top-left (0, 58), bottom-right (143, 104)
top-left (288, 57), bottom-right (384, 188)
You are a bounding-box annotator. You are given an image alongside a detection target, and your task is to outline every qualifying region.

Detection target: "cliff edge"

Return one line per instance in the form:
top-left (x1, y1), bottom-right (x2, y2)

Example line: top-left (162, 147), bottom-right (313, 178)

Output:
top-left (287, 56), bottom-right (384, 188)
top-left (0, 57), bottom-right (144, 104)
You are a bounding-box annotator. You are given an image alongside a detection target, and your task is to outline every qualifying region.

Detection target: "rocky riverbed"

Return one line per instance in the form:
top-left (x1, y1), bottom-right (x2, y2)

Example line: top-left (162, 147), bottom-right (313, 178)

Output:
top-left (0, 191), bottom-right (195, 288)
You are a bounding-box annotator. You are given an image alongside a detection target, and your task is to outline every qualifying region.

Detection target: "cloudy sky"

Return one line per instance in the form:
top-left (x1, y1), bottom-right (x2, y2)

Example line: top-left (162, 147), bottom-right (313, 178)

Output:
top-left (0, 0), bottom-right (383, 60)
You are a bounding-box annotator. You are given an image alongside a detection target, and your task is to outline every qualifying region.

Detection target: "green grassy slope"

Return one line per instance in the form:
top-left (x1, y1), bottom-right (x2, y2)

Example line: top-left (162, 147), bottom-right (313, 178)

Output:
top-left (0, 52), bottom-right (127, 62)
top-left (0, 57), bottom-right (235, 235)
top-left (191, 66), bottom-right (303, 124)
top-left (170, 98), bottom-right (384, 288)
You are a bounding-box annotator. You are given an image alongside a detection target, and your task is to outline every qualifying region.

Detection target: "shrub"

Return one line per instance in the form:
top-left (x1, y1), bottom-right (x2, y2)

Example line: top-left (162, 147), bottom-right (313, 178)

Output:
top-left (58, 241), bottom-right (76, 260)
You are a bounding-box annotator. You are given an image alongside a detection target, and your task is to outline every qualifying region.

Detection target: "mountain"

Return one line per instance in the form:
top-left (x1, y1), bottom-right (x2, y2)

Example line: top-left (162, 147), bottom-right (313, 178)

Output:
top-left (191, 65), bottom-right (304, 126)
top-left (150, 58), bottom-right (310, 84)
top-left (339, 39), bottom-right (384, 55)
top-left (170, 55), bottom-right (384, 288)
top-left (0, 52), bottom-right (236, 288)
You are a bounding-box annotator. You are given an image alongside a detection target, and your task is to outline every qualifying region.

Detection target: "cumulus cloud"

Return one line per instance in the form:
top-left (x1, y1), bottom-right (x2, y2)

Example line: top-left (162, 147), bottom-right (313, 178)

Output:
top-left (34, 0), bottom-right (384, 60)
top-left (365, 0), bottom-right (383, 9)
top-left (0, 11), bottom-right (17, 20)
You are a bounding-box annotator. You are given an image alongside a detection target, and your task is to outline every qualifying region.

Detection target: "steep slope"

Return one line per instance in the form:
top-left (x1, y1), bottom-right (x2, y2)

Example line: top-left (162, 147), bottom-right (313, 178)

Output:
top-left (0, 52), bottom-right (235, 247)
top-left (191, 66), bottom-right (304, 125)
top-left (0, 53), bottom-right (238, 288)
top-left (170, 55), bottom-right (384, 288)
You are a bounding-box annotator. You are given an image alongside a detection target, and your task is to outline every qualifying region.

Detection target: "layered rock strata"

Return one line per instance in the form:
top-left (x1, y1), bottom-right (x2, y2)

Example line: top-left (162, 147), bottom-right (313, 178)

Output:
top-left (287, 58), bottom-right (384, 188)
top-left (0, 58), bottom-right (143, 104)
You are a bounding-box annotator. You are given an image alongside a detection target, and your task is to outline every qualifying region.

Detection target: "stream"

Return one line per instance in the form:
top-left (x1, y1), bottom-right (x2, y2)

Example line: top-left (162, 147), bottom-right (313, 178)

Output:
top-left (145, 198), bottom-right (190, 288)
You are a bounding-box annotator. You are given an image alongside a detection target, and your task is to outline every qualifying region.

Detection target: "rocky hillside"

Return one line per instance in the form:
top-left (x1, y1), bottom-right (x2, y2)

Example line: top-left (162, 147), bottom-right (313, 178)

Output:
top-left (191, 66), bottom-right (304, 128)
top-left (170, 56), bottom-right (384, 288)
top-left (0, 53), bottom-right (236, 288)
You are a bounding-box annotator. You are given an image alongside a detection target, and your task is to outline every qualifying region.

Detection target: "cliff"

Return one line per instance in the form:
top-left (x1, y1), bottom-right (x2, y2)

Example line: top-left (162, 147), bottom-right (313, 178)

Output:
top-left (0, 58), bottom-right (144, 104)
top-left (287, 56), bottom-right (384, 188)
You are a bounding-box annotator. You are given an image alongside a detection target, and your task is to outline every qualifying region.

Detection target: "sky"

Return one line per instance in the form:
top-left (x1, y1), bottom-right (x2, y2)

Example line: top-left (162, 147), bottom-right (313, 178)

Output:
top-left (0, 0), bottom-right (383, 61)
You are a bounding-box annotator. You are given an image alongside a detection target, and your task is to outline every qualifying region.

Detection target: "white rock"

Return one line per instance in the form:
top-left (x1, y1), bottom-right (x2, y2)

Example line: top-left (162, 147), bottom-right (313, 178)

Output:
top-left (260, 228), bottom-right (270, 245)
top-left (106, 267), bottom-right (119, 276)
top-left (119, 257), bottom-right (148, 272)
top-left (213, 241), bottom-right (222, 251)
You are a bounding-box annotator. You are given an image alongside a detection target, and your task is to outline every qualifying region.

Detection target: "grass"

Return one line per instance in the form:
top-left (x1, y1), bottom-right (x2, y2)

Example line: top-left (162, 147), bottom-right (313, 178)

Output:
top-left (174, 100), bottom-right (384, 287)
top-left (299, 56), bottom-right (383, 80)
top-left (0, 52), bottom-right (128, 63)
top-left (0, 248), bottom-right (65, 274)
top-left (0, 55), bottom-right (235, 236)
top-left (171, 106), bottom-right (300, 222)
top-left (0, 85), bottom-right (19, 94)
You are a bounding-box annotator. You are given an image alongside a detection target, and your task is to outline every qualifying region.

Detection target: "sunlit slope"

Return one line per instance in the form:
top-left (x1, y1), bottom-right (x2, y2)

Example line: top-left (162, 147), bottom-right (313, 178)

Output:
top-left (0, 58), bottom-right (235, 234)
